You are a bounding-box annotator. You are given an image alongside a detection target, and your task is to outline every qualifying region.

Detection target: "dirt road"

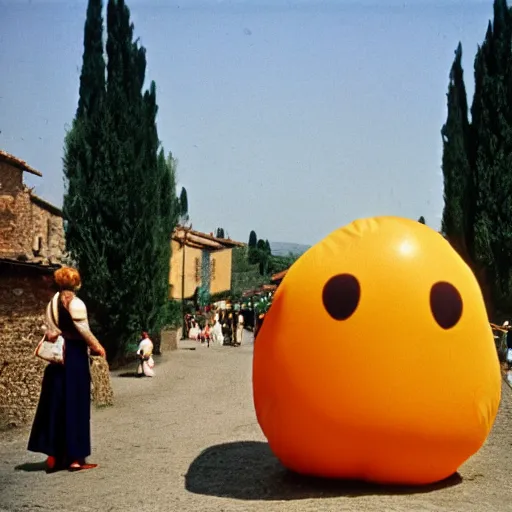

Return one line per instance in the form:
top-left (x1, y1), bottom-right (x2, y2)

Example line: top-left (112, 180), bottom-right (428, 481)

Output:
top-left (1, 334), bottom-right (511, 512)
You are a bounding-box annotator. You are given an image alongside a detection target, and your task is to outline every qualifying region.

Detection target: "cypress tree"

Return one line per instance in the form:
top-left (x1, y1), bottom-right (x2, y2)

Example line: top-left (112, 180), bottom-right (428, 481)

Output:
top-left (248, 230), bottom-right (258, 264)
top-left (469, 0), bottom-right (512, 313)
top-left (248, 231), bottom-right (257, 248)
top-left (150, 149), bottom-right (179, 333)
top-left (471, 35), bottom-right (494, 275)
top-left (126, 79), bottom-right (167, 338)
top-left (63, 0), bottom-right (106, 327)
top-left (163, 152), bottom-right (180, 233)
top-left (490, 1), bottom-right (512, 298)
top-left (256, 239), bottom-right (269, 275)
top-left (438, 0), bottom-right (512, 316)
top-left (64, 0), bottom-right (178, 360)
top-left (76, 0), bottom-right (105, 119)
top-left (418, 216), bottom-right (426, 225)
top-left (99, 0), bottom-right (170, 357)
top-left (440, 42), bottom-right (471, 262)
top-left (179, 187), bottom-right (189, 224)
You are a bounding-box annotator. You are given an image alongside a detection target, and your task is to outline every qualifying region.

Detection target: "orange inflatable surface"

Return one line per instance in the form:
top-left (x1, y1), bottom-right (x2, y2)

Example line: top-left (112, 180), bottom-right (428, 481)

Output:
top-left (253, 216), bottom-right (501, 485)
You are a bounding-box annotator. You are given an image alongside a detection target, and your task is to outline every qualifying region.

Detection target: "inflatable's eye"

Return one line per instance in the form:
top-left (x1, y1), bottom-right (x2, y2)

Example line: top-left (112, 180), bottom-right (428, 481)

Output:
top-left (322, 274), bottom-right (360, 320)
top-left (430, 281), bottom-right (463, 329)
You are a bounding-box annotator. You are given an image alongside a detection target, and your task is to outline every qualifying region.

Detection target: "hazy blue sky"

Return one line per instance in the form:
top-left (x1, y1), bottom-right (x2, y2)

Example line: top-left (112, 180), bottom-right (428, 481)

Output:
top-left (0, 0), bottom-right (493, 245)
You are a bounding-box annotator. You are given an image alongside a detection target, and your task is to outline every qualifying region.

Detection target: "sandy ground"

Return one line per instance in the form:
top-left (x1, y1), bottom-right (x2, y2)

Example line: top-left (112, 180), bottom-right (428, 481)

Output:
top-left (1, 333), bottom-right (511, 512)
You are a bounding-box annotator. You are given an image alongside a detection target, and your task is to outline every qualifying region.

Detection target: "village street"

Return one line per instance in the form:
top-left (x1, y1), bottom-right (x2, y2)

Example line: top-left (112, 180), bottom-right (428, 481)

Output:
top-left (1, 333), bottom-right (512, 512)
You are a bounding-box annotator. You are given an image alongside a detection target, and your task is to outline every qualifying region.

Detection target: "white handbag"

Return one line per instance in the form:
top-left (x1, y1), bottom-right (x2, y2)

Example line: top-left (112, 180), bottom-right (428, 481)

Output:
top-left (35, 334), bottom-right (65, 364)
top-left (35, 293), bottom-right (65, 364)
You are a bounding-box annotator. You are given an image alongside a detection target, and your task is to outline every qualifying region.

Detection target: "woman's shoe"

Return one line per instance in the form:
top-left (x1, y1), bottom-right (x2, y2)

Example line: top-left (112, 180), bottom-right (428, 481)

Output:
top-left (69, 461), bottom-right (98, 472)
top-left (45, 456), bottom-right (57, 473)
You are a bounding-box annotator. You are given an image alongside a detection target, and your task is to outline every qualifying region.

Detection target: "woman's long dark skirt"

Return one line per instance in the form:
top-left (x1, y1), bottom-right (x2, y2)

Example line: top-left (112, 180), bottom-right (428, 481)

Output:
top-left (28, 338), bottom-right (91, 465)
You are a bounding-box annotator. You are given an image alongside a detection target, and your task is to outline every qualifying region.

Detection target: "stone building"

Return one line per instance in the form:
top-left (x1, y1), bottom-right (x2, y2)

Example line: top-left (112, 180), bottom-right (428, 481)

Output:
top-left (0, 150), bottom-right (66, 429)
top-left (0, 149), bottom-right (65, 263)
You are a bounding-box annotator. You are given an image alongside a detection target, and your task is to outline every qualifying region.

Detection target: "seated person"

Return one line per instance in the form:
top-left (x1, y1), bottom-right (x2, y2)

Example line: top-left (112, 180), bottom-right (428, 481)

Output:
top-left (188, 320), bottom-right (200, 340)
top-left (137, 332), bottom-right (155, 377)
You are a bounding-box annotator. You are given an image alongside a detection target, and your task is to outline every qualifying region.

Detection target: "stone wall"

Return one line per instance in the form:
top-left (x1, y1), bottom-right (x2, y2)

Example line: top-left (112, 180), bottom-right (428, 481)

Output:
top-left (0, 263), bottom-right (114, 429)
top-left (0, 265), bottom-right (54, 429)
top-left (90, 356), bottom-right (114, 408)
top-left (161, 327), bottom-right (182, 352)
top-left (0, 187), bottom-right (34, 259)
top-left (0, 161), bottom-right (23, 194)
top-left (30, 200), bottom-right (65, 263)
top-left (0, 162), bottom-right (23, 254)
top-left (0, 161), bottom-right (64, 262)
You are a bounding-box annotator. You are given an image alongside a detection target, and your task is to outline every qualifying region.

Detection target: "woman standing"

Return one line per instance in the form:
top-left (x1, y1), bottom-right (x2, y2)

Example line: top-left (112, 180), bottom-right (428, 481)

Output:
top-left (28, 267), bottom-right (106, 473)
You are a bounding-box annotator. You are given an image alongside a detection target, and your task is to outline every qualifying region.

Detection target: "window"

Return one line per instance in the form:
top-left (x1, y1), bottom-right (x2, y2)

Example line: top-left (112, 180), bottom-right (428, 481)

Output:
top-left (32, 235), bottom-right (43, 256)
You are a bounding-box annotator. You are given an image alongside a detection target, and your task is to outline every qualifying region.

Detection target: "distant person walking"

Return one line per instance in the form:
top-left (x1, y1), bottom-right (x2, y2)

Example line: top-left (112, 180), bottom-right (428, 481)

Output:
top-left (28, 267), bottom-right (106, 473)
top-left (506, 321), bottom-right (512, 369)
top-left (236, 310), bottom-right (244, 346)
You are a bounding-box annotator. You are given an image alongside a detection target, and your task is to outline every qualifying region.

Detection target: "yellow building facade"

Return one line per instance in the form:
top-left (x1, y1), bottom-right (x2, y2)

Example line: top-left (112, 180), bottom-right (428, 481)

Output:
top-left (169, 228), bottom-right (244, 300)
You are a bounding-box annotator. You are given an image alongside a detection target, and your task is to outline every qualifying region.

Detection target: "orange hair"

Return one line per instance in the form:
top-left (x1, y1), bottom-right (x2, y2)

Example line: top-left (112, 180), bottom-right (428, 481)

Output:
top-left (54, 266), bottom-right (82, 291)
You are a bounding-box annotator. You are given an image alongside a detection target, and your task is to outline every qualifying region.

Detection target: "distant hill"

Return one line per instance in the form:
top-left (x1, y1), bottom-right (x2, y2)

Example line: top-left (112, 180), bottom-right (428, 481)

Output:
top-left (269, 241), bottom-right (311, 257)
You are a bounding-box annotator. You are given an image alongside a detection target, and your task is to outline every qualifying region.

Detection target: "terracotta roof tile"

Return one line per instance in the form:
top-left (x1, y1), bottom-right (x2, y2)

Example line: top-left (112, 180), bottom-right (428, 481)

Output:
top-left (271, 269), bottom-right (289, 282)
top-left (0, 150), bottom-right (42, 177)
top-left (174, 226), bottom-right (245, 249)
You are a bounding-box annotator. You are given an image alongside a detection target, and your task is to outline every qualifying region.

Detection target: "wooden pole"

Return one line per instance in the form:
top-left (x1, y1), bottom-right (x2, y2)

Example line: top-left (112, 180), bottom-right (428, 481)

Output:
top-left (181, 229), bottom-right (187, 339)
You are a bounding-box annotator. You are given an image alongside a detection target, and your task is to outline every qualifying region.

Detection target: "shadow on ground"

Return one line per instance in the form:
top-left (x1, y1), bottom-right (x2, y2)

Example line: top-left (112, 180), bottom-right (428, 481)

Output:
top-left (15, 461), bottom-right (47, 472)
top-left (185, 441), bottom-right (462, 501)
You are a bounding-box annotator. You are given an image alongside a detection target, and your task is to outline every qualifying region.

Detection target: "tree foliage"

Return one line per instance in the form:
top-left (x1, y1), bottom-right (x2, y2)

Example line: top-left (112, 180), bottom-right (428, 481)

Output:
top-left (441, 0), bottom-right (512, 316)
top-left (255, 238), bottom-right (272, 275)
top-left (231, 246), bottom-right (267, 300)
top-left (179, 187), bottom-right (189, 225)
top-left (63, 0), bottom-right (179, 361)
top-left (268, 253), bottom-right (297, 275)
top-left (441, 42), bottom-right (471, 254)
top-left (243, 229), bottom-right (299, 280)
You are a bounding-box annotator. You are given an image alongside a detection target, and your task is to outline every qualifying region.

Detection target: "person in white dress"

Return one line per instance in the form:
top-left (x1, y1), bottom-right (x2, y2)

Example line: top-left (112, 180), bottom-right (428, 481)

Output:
top-left (211, 318), bottom-right (224, 345)
top-left (236, 311), bottom-right (244, 346)
top-left (188, 320), bottom-right (200, 340)
top-left (137, 332), bottom-right (155, 377)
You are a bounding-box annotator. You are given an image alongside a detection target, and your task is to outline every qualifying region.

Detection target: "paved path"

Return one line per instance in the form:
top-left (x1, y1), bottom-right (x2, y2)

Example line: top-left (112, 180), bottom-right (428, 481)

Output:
top-left (1, 332), bottom-right (512, 512)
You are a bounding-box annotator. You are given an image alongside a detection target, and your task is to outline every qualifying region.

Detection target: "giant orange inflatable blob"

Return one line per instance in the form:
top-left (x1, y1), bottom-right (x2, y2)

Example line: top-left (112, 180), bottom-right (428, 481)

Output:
top-left (253, 216), bottom-right (501, 485)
